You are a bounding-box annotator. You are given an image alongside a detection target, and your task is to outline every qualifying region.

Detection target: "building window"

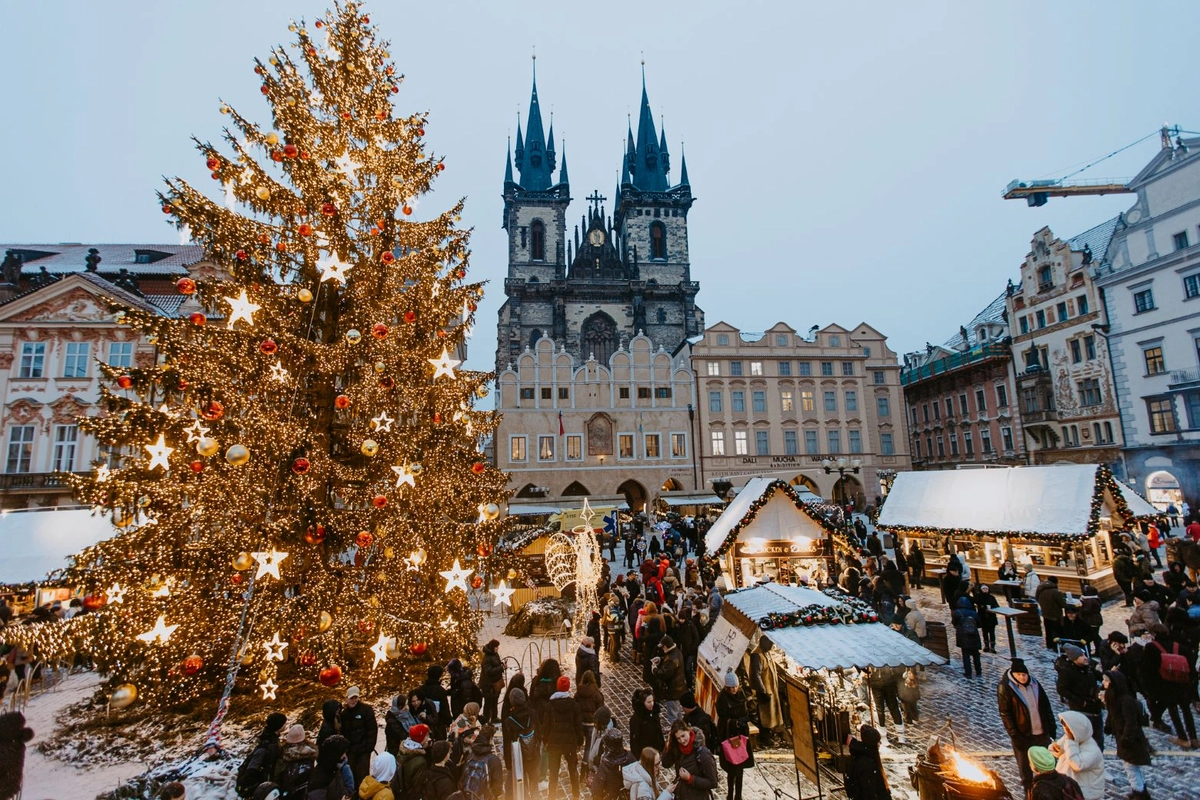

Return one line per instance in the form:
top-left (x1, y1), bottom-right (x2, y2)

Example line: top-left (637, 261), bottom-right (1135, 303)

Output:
top-left (975, 388), bottom-right (987, 412)
top-left (706, 361), bottom-right (720, 376)
top-left (911, 407), bottom-right (919, 427)
top-left (1186, 274), bottom-right (1200, 299)
top-left (750, 362), bottom-right (763, 376)
top-left (729, 361), bottom-right (743, 376)
top-left (1084, 335), bottom-right (1096, 360)
top-left (1093, 422), bottom-right (1104, 444)
top-left (530, 220), bottom-right (545, 261)
top-left (731, 391), bottom-right (745, 412)
top-left (848, 429), bottom-right (862, 454)
top-left (1077, 294), bottom-right (1089, 315)
top-left (880, 432), bottom-right (894, 456)
top-left (18, 342), bottom-right (45, 378)
top-left (964, 431), bottom-right (974, 456)
top-left (821, 361), bottom-right (834, 376)
top-left (1019, 317), bottom-right (1029, 335)
top-left (776, 334), bottom-right (789, 347)
top-left (958, 393), bottom-right (969, 415)
top-left (1188, 393), bottom-right (1200, 429)
top-left (778, 361), bottom-right (792, 376)
top-left (801, 391), bottom-right (814, 411)
top-left (6, 425), bottom-right (34, 473)
top-left (980, 429), bottom-right (992, 454)
top-left (637, 387), bottom-right (651, 399)
top-left (1001, 426), bottom-right (1014, 452)
top-left (936, 437), bottom-right (945, 458)
top-left (1134, 288), bottom-right (1155, 313)
top-left (655, 387), bottom-right (671, 399)
top-left (1104, 421), bottom-right (1114, 442)
top-left (734, 430), bottom-right (749, 455)
top-left (541, 387), bottom-right (552, 400)
top-left (63, 342), bottom-right (90, 378)
top-left (1022, 387), bottom-right (1038, 413)
top-left (1143, 346), bottom-right (1166, 375)
top-left (538, 435), bottom-right (555, 460)
top-left (827, 430), bottom-right (841, 453)
top-left (873, 370), bottom-right (885, 385)
top-left (670, 432), bottom-right (687, 458)
top-left (1175, 230), bottom-right (1190, 251)
top-left (1056, 301), bottom-right (1068, 322)
top-left (1070, 339), bottom-right (1083, 364)
top-left (618, 434), bottom-right (634, 459)
top-left (922, 404), bottom-right (930, 423)
top-left (844, 391), bottom-right (858, 412)
top-left (1036, 310), bottom-right (1046, 328)
top-left (798, 362), bottom-right (812, 376)
top-left (841, 362), bottom-right (854, 376)
top-left (914, 439), bottom-right (921, 459)
top-left (566, 435), bottom-right (582, 460)
top-left (656, 308), bottom-right (666, 324)
top-left (510, 436), bottom-right (527, 462)
top-left (933, 402), bottom-right (940, 421)
top-left (780, 391), bottom-right (794, 412)
top-left (710, 431), bottom-right (725, 456)
top-left (108, 341), bottom-right (134, 368)
top-left (619, 387), bottom-right (630, 399)
top-left (1037, 265), bottom-right (1053, 290)
top-left (645, 434), bottom-right (661, 458)
top-left (559, 387), bottom-right (569, 400)
top-left (824, 391), bottom-right (837, 412)
top-left (709, 391), bottom-right (723, 413)
top-left (1078, 378), bottom-right (1102, 407)
top-left (716, 334), bottom-right (730, 346)
top-left (755, 430), bottom-right (769, 455)
top-left (784, 430), bottom-right (798, 454)
top-left (649, 221), bottom-right (666, 259)
top-left (804, 430), bottom-right (819, 454)
top-left (925, 436), bottom-right (933, 457)
top-left (949, 433), bottom-right (959, 456)
top-left (752, 391), bottom-right (766, 413)
top-left (996, 384), bottom-right (1008, 408)
top-left (52, 425), bottom-right (78, 472)
top-left (877, 396), bottom-right (890, 417)
top-left (1147, 397), bottom-right (1177, 434)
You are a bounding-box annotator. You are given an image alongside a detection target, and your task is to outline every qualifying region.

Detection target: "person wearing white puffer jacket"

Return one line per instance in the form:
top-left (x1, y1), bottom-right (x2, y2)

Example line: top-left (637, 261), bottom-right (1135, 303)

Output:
top-left (623, 746), bottom-right (663, 800)
top-left (1048, 710), bottom-right (1104, 800)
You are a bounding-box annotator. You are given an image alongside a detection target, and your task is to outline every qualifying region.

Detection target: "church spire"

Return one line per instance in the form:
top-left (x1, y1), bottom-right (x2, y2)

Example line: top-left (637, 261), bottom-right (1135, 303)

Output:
top-left (504, 138), bottom-right (513, 184)
top-left (516, 57), bottom-right (554, 190)
top-left (558, 144), bottom-right (569, 186)
top-left (659, 119), bottom-right (671, 176)
top-left (678, 145), bottom-right (689, 188)
top-left (629, 71), bottom-right (669, 191)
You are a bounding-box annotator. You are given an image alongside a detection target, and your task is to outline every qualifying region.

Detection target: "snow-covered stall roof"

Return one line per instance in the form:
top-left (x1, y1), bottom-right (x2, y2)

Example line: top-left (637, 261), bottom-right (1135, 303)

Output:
top-left (721, 583), bottom-right (944, 670)
top-left (703, 477), bottom-right (839, 556)
top-left (876, 464), bottom-right (1159, 539)
top-left (0, 507), bottom-right (118, 584)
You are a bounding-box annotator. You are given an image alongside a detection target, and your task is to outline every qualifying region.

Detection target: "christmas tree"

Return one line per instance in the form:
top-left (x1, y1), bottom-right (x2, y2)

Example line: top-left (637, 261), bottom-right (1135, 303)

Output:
top-left (11, 2), bottom-right (508, 712)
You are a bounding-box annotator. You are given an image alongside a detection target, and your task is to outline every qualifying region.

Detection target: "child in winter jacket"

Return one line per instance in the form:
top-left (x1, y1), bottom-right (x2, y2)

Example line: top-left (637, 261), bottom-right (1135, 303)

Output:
top-left (1049, 711), bottom-right (1104, 800)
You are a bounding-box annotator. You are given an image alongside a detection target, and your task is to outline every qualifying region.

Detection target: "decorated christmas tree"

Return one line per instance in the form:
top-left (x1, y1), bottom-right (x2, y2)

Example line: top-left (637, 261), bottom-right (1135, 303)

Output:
top-left (11, 1), bottom-right (508, 714)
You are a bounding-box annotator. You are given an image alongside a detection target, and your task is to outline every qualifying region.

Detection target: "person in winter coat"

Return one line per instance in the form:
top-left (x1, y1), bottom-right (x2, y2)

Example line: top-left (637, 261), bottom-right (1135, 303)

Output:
top-left (575, 670), bottom-right (605, 750)
top-left (1127, 591), bottom-right (1163, 638)
top-left (1103, 670), bottom-right (1152, 799)
top-left (714, 716), bottom-right (754, 800)
top-left (501, 687), bottom-right (537, 789)
top-left (1099, 631), bottom-right (1130, 674)
top-left (317, 699), bottom-right (342, 747)
top-left (1026, 746), bottom-right (1083, 800)
top-left (749, 638), bottom-right (785, 745)
top-left (997, 658), bottom-right (1056, 795)
top-left (951, 596), bottom-right (983, 678)
top-left (1114, 549), bottom-right (1138, 606)
top-left (393, 723), bottom-right (430, 795)
top-left (339, 687), bottom-right (378, 787)
top-left (898, 668), bottom-right (922, 724)
top-left (662, 719), bottom-right (719, 800)
top-left (593, 728), bottom-right (635, 800)
top-left (843, 725), bottom-right (890, 800)
top-left (449, 665), bottom-right (484, 722)
top-left (545, 676), bottom-right (584, 800)
top-left (1037, 576), bottom-right (1068, 650)
top-left (629, 688), bottom-right (665, 757)
top-left (639, 603), bottom-right (666, 684)
top-left (972, 584), bottom-right (1000, 653)
top-left (623, 747), bottom-right (662, 800)
top-left (942, 556), bottom-right (964, 607)
top-left (306, 734), bottom-right (355, 800)
top-left (576, 636), bottom-right (601, 688)
top-left (449, 701), bottom-right (482, 743)
top-left (501, 672), bottom-right (526, 723)
top-left (1053, 644), bottom-right (1103, 749)
top-left (480, 639), bottom-right (505, 724)
top-left (275, 724), bottom-right (319, 798)
top-left (906, 543), bottom-right (926, 587)
top-left (387, 691), bottom-right (435, 756)
top-left (652, 635), bottom-right (687, 724)
top-left (356, 752), bottom-right (396, 800)
top-left (867, 666), bottom-right (904, 740)
top-left (458, 724), bottom-right (504, 800)
top-left (1022, 565), bottom-right (1041, 600)
top-left (1078, 585), bottom-right (1104, 654)
top-left (1048, 711), bottom-right (1104, 800)
top-left (680, 692), bottom-right (717, 751)
top-left (1141, 623), bottom-right (1198, 748)
top-left (530, 658), bottom-right (562, 730)
top-left (422, 741), bottom-right (456, 800)
top-left (0, 711), bottom-right (33, 800)
top-left (238, 712), bottom-right (288, 797)
top-left (419, 665), bottom-right (452, 737)
top-left (715, 672), bottom-right (749, 742)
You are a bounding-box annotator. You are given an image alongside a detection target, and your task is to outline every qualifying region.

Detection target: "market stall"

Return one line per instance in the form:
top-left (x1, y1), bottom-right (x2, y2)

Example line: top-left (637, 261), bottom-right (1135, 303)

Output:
top-left (877, 464), bottom-right (1161, 599)
top-left (704, 477), bottom-right (849, 590)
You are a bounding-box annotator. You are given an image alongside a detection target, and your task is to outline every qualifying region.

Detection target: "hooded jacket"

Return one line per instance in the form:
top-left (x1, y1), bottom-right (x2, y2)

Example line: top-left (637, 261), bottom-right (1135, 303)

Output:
top-left (420, 666), bottom-right (452, 732)
top-left (629, 693), bottom-right (665, 756)
top-left (574, 681), bottom-right (605, 720)
top-left (545, 691), bottom-right (584, 749)
top-left (1053, 655), bottom-right (1101, 714)
top-left (575, 644), bottom-right (601, 688)
top-left (663, 730), bottom-right (717, 800)
top-left (422, 762), bottom-right (457, 800)
top-left (1053, 711), bottom-right (1104, 800)
top-left (844, 727), bottom-right (890, 800)
top-left (501, 689), bottom-right (535, 767)
top-left (653, 642), bottom-right (687, 701)
top-left (318, 699), bottom-right (342, 746)
top-left (1104, 670), bottom-right (1151, 765)
top-left (1126, 600), bottom-right (1161, 637)
top-left (462, 739), bottom-right (504, 799)
top-left (357, 777), bottom-right (394, 800)
top-left (481, 642), bottom-right (504, 695)
top-left (1030, 770), bottom-right (1082, 800)
top-left (951, 596), bottom-right (982, 650)
top-left (275, 739), bottom-right (319, 785)
top-left (394, 740), bottom-right (428, 796)
top-left (622, 760), bottom-right (659, 800)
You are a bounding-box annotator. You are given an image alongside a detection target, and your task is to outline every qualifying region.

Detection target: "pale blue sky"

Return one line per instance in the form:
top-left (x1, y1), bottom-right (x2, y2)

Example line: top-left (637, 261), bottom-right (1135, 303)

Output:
top-left (2, 1), bottom-right (1194, 372)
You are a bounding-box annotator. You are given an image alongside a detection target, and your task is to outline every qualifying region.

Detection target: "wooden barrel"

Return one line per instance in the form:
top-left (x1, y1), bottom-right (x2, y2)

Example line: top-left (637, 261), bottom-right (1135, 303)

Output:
top-left (1012, 598), bottom-right (1042, 636)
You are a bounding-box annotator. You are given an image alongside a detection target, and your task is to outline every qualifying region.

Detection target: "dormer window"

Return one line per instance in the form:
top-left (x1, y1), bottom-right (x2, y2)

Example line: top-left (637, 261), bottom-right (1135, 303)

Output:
top-left (649, 222), bottom-right (666, 260)
top-left (530, 220), bottom-right (545, 261)
top-left (1037, 265), bottom-right (1053, 291)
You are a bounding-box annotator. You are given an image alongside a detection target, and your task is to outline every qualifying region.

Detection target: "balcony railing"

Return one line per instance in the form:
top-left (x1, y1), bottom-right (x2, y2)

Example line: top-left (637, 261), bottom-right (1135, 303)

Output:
top-left (0, 472), bottom-right (77, 491)
top-left (902, 342), bottom-right (1012, 386)
top-left (1169, 367), bottom-right (1200, 389)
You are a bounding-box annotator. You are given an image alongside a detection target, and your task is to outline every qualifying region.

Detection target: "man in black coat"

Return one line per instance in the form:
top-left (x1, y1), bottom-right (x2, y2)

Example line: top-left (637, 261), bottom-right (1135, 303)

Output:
top-left (1053, 644), bottom-right (1103, 748)
top-left (480, 639), bottom-right (505, 724)
top-left (652, 635), bottom-right (687, 725)
top-left (575, 636), bottom-right (601, 688)
top-left (545, 676), bottom-right (584, 800)
top-left (339, 687), bottom-right (378, 787)
top-left (996, 659), bottom-right (1056, 796)
top-left (679, 692), bottom-right (717, 749)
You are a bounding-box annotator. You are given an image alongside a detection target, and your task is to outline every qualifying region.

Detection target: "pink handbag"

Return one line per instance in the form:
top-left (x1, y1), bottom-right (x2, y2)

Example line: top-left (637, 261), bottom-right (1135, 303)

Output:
top-left (721, 734), bottom-right (750, 766)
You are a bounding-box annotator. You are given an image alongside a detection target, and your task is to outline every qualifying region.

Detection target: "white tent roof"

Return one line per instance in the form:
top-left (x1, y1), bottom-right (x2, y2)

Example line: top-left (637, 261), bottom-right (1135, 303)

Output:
top-left (0, 507), bottom-right (118, 584)
top-left (876, 464), bottom-right (1159, 537)
top-left (704, 477), bottom-right (830, 555)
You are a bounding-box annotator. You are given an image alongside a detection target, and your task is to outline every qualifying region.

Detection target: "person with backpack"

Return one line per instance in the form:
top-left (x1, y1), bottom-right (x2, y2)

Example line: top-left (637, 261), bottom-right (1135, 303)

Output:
top-left (422, 741), bottom-right (456, 800)
top-left (1141, 623), bottom-right (1197, 748)
top-left (589, 727), bottom-right (634, 800)
top-left (357, 753), bottom-right (396, 800)
top-left (1025, 746), bottom-right (1084, 800)
top-left (661, 719), bottom-right (718, 800)
top-left (679, 693), bottom-right (717, 751)
top-left (544, 676), bottom-right (584, 800)
top-left (458, 723), bottom-right (503, 800)
top-left (500, 687), bottom-right (536, 792)
top-left (951, 596), bottom-right (983, 678)
top-left (843, 725), bottom-right (890, 800)
top-left (997, 659), bottom-right (1056, 796)
top-left (394, 724), bottom-right (430, 800)
top-left (275, 724), bottom-right (318, 799)
top-left (480, 640), bottom-right (504, 725)
top-left (238, 712), bottom-right (288, 798)
top-left (1103, 670), bottom-right (1152, 799)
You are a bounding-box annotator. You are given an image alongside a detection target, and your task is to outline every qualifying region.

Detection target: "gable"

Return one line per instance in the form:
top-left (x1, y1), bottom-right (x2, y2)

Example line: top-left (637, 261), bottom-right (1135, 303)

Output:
top-left (2, 286), bottom-right (114, 324)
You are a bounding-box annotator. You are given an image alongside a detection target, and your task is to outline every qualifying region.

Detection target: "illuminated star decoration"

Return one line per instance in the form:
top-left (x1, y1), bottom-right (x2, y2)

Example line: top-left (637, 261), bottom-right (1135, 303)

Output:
top-left (404, 550), bottom-right (423, 572)
top-left (105, 582), bottom-right (127, 604)
top-left (317, 251), bottom-right (353, 285)
top-left (251, 548), bottom-right (289, 581)
top-left (184, 420), bottom-right (210, 443)
top-left (440, 615), bottom-right (459, 630)
top-left (370, 411), bottom-right (394, 433)
top-left (490, 580), bottom-right (516, 608)
top-left (260, 677), bottom-right (278, 700)
top-left (428, 348), bottom-right (461, 380)
top-left (579, 497), bottom-right (597, 530)
top-left (439, 559), bottom-right (472, 594)
top-left (392, 462), bottom-right (416, 490)
top-left (136, 615), bottom-right (178, 645)
top-left (225, 289), bottom-right (262, 329)
top-left (268, 361), bottom-right (290, 383)
top-left (334, 151), bottom-right (360, 182)
top-left (144, 433), bottom-right (174, 472)
top-left (95, 463), bottom-right (111, 483)
top-left (370, 632), bottom-right (391, 668)
top-left (263, 632), bottom-right (288, 662)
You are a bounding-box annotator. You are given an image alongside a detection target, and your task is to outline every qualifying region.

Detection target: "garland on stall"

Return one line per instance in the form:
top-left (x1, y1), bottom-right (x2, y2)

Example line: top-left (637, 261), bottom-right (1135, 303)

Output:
top-left (712, 480), bottom-right (851, 557)
top-left (756, 587), bottom-right (879, 630)
top-left (1092, 464), bottom-right (1168, 532)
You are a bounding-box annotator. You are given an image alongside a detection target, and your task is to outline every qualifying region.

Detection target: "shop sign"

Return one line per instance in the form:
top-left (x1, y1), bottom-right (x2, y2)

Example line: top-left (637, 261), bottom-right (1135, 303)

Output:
top-left (734, 538), bottom-right (823, 557)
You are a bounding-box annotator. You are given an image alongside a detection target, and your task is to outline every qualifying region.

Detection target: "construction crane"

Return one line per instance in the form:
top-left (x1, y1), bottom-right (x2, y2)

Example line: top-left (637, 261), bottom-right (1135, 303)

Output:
top-left (1002, 125), bottom-right (1187, 206)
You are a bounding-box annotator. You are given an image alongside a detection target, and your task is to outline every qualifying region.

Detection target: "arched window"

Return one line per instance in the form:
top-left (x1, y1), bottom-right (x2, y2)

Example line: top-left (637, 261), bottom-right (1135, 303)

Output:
top-left (530, 329), bottom-right (543, 348)
top-left (649, 222), bottom-right (666, 260)
top-left (581, 312), bottom-right (618, 366)
top-left (530, 220), bottom-right (546, 261)
top-left (656, 308), bottom-right (666, 324)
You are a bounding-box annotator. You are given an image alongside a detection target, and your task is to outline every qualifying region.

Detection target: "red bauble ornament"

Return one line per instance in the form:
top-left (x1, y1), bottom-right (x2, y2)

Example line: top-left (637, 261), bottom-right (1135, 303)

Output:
top-left (182, 655), bottom-right (204, 676)
top-left (314, 19), bottom-right (323, 27)
top-left (341, 111), bottom-right (352, 120)
top-left (305, 524), bottom-right (327, 544)
top-left (403, 311), bottom-right (417, 324)
top-left (355, 531), bottom-right (373, 548)
top-left (391, 86), bottom-right (399, 94)
top-left (210, 171), bottom-right (221, 181)
top-left (292, 457), bottom-right (310, 474)
top-left (82, 594), bottom-right (106, 611)
top-left (261, 85), bottom-right (270, 95)
top-left (299, 651), bottom-right (317, 667)
top-left (470, 575), bottom-right (484, 589)
top-left (335, 395), bottom-right (351, 409)
top-left (162, 204), bottom-right (173, 214)
top-left (433, 412), bottom-right (443, 424)
top-left (378, 376), bottom-right (395, 389)
top-left (283, 144), bottom-right (299, 158)
top-left (437, 163), bottom-right (445, 172)
top-left (189, 312), bottom-right (206, 326)
top-left (402, 205), bottom-right (413, 216)
top-left (410, 642), bottom-right (427, 656)
top-left (477, 543), bottom-right (492, 557)
top-left (116, 375), bottom-right (134, 389)
top-left (381, 251), bottom-right (395, 264)
top-left (270, 150), bottom-right (283, 163)
top-left (321, 203), bottom-right (337, 217)
top-left (176, 277), bottom-right (197, 295)
top-left (371, 324), bottom-right (389, 339)
top-left (357, 619), bottom-right (374, 634)
top-left (472, 462), bottom-right (486, 475)
top-left (456, 269), bottom-right (466, 279)
top-left (201, 400), bottom-right (224, 420)
top-left (319, 665), bottom-right (343, 687)
top-left (235, 249), bottom-right (248, 261)
top-left (257, 233), bottom-right (271, 245)
top-left (190, 460), bottom-right (204, 473)
top-left (361, 14), bottom-right (370, 23)
top-left (417, 127), bottom-right (425, 136)
top-left (254, 65), bottom-right (265, 75)
top-left (437, 330), bottom-right (447, 338)
top-left (300, 150), bottom-right (310, 160)
top-left (298, 223), bottom-right (313, 236)
top-left (232, 573), bottom-right (244, 584)
top-left (372, 495), bottom-right (387, 509)
top-left (260, 339), bottom-right (278, 355)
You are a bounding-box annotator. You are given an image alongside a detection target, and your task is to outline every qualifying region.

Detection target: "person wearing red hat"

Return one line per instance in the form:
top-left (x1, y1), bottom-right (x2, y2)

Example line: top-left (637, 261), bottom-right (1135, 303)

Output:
top-left (395, 723), bottom-right (430, 796)
top-left (545, 675), bottom-right (584, 800)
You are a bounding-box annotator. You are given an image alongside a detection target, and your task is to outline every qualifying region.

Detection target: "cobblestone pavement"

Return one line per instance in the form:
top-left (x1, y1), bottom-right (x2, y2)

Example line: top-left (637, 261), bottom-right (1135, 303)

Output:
top-left (484, 540), bottom-right (1200, 799)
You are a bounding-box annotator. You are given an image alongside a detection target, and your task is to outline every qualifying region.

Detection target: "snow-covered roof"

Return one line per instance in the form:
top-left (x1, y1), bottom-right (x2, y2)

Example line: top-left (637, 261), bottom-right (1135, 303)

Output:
top-left (3, 244), bottom-right (203, 277)
top-left (0, 507), bottom-right (118, 584)
top-left (704, 477), bottom-right (831, 555)
top-left (876, 464), bottom-right (1159, 538)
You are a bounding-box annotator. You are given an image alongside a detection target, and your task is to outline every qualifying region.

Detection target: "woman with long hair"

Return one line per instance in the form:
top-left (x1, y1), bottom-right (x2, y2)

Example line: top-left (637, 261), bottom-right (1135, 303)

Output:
top-left (661, 718), bottom-right (718, 800)
top-left (1103, 670), bottom-right (1152, 800)
top-left (629, 688), bottom-right (665, 756)
top-left (622, 747), bottom-right (661, 800)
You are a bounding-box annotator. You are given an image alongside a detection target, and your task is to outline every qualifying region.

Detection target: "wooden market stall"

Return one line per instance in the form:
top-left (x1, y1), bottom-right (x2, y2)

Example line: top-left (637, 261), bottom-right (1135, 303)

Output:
top-left (876, 464), bottom-right (1161, 598)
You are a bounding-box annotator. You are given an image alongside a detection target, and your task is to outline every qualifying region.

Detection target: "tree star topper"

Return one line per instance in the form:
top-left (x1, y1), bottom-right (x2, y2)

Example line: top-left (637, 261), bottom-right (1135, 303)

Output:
top-left (263, 632), bottom-right (288, 662)
top-left (317, 251), bottom-right (353, 285)
top-left (224, 289), bottom-right (262, 329)
top-left (251, 548), bottom-right (289, 581)
top-left (144, 433), bottom-right (174, 472)
top-left (429, 348), bottom-right (461, 380)
top-left (439, 559), bottom-right (472, 594)
top-left (136, 614), bottom-right (178, 645)
top-left (370, 632), bottom-right (391, 668)
top-left (490, 580), bottom-right (516, 607)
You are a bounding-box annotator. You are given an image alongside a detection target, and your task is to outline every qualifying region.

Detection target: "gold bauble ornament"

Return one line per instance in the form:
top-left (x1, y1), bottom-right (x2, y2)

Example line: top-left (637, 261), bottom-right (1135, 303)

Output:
top-left (409, 462), bottom-right (423, 475)
top-left (298, 288), bottom-right (313, 303)
top-left (232, 552), bottom-right (254, 571)
top-left (265, 131), bottom-right (280, 145)
top-left (196, 437), bottom-right (220, 457)
top-left (318, 611), bottom-right (333, 632)
top-left (138, 495), bottom-right (152, 508)
top-left (241, 651), bottom-right (256, 666)
top-left (112, 508), bottom-right (130, 528)
top-left (225, 444), bottom-right (251, 466)
top-left (507, 568), bottom-right (517, 580)
top-left (360, 439), bottom-right (379, 457)
top-left (374, 361), bottom-right (386, 374)
top-left (109, 684), bottom-right (138, 709)
top-left (345, 329), bottom-right (362, 345)
top-left (476, 385), bottom-right (489, 399)
top-left (255, 186), bottom-right (271, 201)
top-left (483, 503), bottom-right (501, 521)
top-left (385, 637), bottom-right (402, 659)
top-left (384, 546), bottom-right (395, 559)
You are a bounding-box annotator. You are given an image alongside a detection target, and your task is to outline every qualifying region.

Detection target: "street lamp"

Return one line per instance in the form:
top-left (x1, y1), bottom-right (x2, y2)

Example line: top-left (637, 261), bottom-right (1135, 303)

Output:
top-left (822, 457), bottom-right (862, 510)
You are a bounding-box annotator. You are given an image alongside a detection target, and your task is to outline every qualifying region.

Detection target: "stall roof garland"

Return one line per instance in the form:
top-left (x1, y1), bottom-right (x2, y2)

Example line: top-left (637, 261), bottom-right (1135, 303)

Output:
top-left (712, 479), bottom-right (852, 557)
top-left (750, 587), bottom-right (880, 631)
